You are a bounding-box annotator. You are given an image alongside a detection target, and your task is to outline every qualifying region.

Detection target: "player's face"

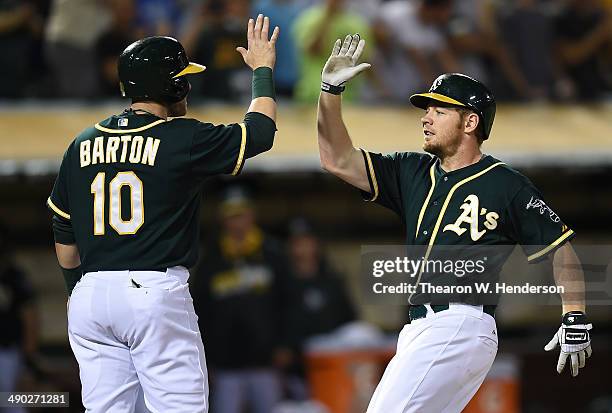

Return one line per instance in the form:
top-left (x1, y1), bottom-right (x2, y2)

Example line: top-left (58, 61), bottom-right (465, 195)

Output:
top-left (421, 105), bottom-right (463, 157)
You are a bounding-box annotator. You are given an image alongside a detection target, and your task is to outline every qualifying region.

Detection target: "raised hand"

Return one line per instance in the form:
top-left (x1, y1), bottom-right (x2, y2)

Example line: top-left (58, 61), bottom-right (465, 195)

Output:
top-left (322, 34), bottom-right (371, 88)
top-left (236, 14), bottom-right (280, 71)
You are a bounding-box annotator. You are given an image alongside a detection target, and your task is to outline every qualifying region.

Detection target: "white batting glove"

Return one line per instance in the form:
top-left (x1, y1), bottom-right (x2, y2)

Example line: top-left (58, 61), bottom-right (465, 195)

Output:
top-left (544, 311), bottom-right (593, 377)
top-left (321, 33), bottom-right (371, 95)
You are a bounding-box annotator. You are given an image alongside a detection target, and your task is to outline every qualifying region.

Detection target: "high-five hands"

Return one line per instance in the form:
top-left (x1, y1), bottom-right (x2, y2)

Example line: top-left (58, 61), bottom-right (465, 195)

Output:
top-left (237, 14), bottom-right (280, 70)
top-left (321, 34), bottom-right (371, 94)
top-left (544, 311), bottom-right (593, 377)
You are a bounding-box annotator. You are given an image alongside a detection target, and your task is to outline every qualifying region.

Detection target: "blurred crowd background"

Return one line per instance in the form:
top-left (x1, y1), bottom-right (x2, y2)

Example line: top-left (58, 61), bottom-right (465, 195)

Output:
top-left (0, 0), bottom-right (611, 102)
top-left (1, 0), bottom-right (612, 412)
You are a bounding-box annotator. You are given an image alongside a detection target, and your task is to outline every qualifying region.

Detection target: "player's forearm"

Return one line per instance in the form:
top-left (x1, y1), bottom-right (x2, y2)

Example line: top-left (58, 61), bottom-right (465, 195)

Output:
top-left (317, 34), bottom-right (371, 190)
top-left (238, 15), bottom-right (279, 121)
top-left (55, 243), bottom-right (82, 295)
top-left (247, 96), bottom-right (276, 123)
top-left (244, 66), bottom-right (277, 153)
top-left (55, 243), bottom-right (81, 269)
top-left (317, 92), bottom-right (356, 171)
top-left (552, 242), bottom-right (586, 314)
top-left (246, 62), bottom-right (276, 122)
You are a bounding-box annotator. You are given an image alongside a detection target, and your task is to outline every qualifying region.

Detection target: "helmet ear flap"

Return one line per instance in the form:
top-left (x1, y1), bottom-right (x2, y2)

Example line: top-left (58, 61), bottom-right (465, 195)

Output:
top-left (162, 77), bottom-right (190, 102)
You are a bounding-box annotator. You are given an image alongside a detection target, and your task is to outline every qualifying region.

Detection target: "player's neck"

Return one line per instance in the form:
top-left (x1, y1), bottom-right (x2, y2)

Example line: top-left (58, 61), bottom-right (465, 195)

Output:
top-left (130, 102), bottom-right (169, 120)
top-left (439, 148), bottom-right (483, 172)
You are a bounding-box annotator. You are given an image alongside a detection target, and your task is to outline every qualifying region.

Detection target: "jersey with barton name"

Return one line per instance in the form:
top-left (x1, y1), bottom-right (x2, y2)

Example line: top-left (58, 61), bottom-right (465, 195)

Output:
top-left (48, 110), bottom-right (273, 273)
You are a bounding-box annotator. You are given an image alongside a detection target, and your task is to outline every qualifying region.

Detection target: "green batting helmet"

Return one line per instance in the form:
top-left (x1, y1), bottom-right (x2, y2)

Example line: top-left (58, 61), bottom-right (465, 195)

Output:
top-left (118, 36), bottom-right (206, 103)
top-left (410, 73), bottom-right (496, 139)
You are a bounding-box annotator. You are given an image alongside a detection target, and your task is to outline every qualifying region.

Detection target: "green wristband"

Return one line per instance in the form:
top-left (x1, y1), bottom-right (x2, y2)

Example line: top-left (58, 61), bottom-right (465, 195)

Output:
top-left (61, 265), bottom-right (82, 296)
top-left (252, 67), bottom-right (276, 100)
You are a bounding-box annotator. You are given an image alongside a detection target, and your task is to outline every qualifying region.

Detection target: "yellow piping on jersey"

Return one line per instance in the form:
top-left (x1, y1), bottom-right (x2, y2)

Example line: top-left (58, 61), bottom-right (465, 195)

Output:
top-left (408, 161), bottom-right (505, 304)
top-left (94, 119), bottom-right (166, 133)
top-left (363, 150), bottom-right (379, 202)
top-left (231, 123), bottom-right (247, 176)
top-left (47, 197), bottom-right (71, 220)
top-left (527, 229), bottom-right (574, 262)
top-left (415, 164), bottom-right (436, 237)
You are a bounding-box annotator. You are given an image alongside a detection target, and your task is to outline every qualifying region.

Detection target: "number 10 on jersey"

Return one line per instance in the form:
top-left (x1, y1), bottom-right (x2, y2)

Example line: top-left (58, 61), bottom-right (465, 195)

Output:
top-left (91, 171), bottom-right (144, 235)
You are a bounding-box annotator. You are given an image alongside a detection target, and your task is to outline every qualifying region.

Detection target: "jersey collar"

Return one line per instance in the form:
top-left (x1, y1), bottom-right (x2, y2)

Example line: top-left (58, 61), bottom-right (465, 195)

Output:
top-left (434, 154), bottom-right (494, 180)
top-left (95, 111), bottom-right (167, 133)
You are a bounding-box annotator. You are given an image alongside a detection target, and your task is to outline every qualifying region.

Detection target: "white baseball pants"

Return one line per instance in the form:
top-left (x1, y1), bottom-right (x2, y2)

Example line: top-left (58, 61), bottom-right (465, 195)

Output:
top-left (68, 266), bottom-right (208, 413)
top-left (367, 304), bottom-right (498, 413)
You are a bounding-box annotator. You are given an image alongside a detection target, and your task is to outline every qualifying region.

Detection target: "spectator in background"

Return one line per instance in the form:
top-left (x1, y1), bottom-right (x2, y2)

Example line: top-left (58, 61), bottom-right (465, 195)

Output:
top-left (0, 1), bottom-right (44, 98)
top-left (346, 0), bottom-right (380, 24)
top-left (253, 0), bottom-right (310, 97)
top-left (183, 0), bottom-right (252, 101)
top-left (0, 226), bottom-right (38, 413)
top-left (496, 0), bottom-right (555, 99)
top-left (276, 218), bottom-right (356, 400)
top-left (367, 0), bottom-right (460, 103)
top-left (95, 0), bottom-right (137, 98)
top-left (191, 187), bottom-right (286, 413)
top-left (133, 0), bottom-right (182, 37)
top-left (45, 0), bottom-right (111, 98)
top-left (447, 0), bottom-right (534, 100)
top-left (554, 0), bottom-right (612, 101)
top-left (292, 0), bottom-right (371, 103)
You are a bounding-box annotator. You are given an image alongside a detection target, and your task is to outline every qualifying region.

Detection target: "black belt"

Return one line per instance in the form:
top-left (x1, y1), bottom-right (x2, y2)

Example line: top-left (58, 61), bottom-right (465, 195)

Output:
top-left (409, 304), bottom-right (496, 322)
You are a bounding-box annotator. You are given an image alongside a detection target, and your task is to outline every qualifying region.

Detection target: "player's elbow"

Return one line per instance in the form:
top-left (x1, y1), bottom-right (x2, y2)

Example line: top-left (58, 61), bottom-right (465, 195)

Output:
top-left (319, 152), bottom-right (348, 177)
top-left (260, 132), bottom-right (275, 152)
top-left (244, 112), bottom-right (276, 156)
top-left (319, 153), bottom-right (333, 172)
top-left (318, 148), bottom-right (337, 172)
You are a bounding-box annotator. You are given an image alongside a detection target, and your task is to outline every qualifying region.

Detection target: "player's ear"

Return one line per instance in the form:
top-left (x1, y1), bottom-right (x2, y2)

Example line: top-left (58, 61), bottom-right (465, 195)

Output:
top-left (464, 112), bottom-right (480, 135)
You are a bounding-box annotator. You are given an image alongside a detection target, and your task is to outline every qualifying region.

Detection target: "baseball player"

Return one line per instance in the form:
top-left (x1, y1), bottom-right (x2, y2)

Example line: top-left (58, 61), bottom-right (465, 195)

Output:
top-left (317, 34), bottom-right (593, 412)
top-left (47, 15), bottom-right (279, 413)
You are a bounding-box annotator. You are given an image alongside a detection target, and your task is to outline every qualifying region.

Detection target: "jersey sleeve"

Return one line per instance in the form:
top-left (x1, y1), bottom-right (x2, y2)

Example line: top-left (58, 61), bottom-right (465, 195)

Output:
top-left (360, 150), bottom-right (428, 216)
top-left (47, 145), bottom-right (72, 222)
top-left (191, 121), bottom-right (248, 176)
top-left (506, 184), bottom-right (575, 263)
top-left (359, 149), bottom-right (403, 215)
top-left (190, 113), bottom-right (276, 177)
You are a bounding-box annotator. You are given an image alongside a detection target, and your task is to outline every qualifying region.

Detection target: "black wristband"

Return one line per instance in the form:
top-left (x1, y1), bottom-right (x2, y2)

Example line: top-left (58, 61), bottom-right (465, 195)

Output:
top-left (321, 81), bottom-right (345, 95)
top-left (61, 265), bottom-right (82, 296)
top-left (562, 311), bottom-right (587, 325)
top-left (252, 67), bottom-right (276, 100)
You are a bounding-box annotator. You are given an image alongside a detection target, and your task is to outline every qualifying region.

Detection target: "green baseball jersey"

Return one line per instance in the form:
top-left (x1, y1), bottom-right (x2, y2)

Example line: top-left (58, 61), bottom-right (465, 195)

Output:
top-left (360, 150), bottom-right (574, 303)
top-left (48, 109), bottom-right (274, 273)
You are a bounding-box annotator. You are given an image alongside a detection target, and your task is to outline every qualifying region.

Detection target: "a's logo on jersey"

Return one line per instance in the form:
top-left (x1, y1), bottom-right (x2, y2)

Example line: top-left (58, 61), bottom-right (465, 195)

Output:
top-left (443, 194), bottom-right (499, 241)
top-left (119, 118), bottom-right (128, 127)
